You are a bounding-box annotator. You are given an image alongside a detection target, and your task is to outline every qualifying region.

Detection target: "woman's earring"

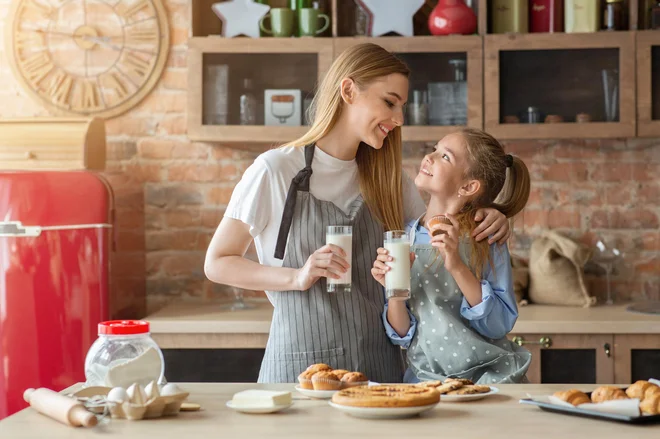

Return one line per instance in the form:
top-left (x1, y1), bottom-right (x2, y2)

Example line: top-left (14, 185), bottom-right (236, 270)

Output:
top-left (457, 193), bottom-right (461, 198)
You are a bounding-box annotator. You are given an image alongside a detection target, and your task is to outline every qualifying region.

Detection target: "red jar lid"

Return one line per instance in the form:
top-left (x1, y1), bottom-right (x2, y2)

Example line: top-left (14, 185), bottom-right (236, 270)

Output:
top-left (98, 320), bottom-right (150, 335)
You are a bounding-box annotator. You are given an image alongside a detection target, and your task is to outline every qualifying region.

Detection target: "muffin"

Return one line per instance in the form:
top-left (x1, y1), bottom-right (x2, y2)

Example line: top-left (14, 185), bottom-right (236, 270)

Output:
top-left (306, 363), bottom-right (333, 373)
top-left (331, 369), bottom-right (351, 380)
top-left (312, 371), bottom-right (342, 391)
top-left (298, 370), bottom-right (317, 390)
top-left (340, 372), bottom-right (369, 388)
top-left (425, 215), bottom-right (452, 237)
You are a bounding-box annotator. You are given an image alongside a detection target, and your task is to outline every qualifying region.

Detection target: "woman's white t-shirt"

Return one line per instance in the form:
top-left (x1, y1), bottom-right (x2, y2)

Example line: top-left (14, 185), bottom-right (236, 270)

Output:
top-left (225, 145), bottom-right (426, 268)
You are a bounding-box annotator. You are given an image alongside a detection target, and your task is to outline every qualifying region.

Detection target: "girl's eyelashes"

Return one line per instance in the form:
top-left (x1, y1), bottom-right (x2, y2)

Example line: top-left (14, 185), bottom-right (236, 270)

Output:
top-left (442, 153), bottom-right (451, 162)
top-left (384, 99), bottom-right (394, 108)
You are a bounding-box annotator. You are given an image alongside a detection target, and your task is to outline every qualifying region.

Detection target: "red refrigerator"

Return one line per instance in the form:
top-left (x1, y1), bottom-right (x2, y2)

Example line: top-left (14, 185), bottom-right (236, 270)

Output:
top-left (0, 171), bottom-right (112, 419)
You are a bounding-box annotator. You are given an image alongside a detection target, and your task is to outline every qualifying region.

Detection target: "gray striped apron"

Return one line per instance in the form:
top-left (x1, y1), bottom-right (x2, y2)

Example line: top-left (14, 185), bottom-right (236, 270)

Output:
top-left (258, 144), bottom-right (404, 383)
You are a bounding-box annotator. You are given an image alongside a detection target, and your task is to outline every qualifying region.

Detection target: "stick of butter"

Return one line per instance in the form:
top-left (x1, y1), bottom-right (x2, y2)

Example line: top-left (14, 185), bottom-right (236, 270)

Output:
top-left (231, 390), bottom-right (292, 408)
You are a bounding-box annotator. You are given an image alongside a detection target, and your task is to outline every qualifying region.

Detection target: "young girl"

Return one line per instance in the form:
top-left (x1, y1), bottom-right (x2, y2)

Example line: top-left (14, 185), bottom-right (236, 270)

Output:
top-left (371, 128), bottom-right (532, 384)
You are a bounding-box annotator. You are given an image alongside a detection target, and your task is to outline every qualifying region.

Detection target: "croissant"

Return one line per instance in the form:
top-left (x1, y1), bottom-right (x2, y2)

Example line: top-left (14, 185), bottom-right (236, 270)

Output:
top-left (644, 384), bottom-right (660, 400)
top-left (639, 393), bottom-right (660, 415)
top-left (553, 389), bottom-right (590, 406)
top-left (590, 386), bottom-right (628, 403)
top-left (625, 380), bottom-right (653, 399)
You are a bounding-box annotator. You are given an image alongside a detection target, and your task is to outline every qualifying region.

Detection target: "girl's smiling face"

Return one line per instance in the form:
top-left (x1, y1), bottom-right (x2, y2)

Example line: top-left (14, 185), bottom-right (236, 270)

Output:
top-left (414, 133), bottom-right (477, 200)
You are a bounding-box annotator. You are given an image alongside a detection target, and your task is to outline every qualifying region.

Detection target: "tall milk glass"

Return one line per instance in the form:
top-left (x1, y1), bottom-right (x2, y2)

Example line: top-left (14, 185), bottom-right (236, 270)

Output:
top-left (384, 230), bottom-right (411, 300)
top-left (326, 226), bottom-right (352, 293)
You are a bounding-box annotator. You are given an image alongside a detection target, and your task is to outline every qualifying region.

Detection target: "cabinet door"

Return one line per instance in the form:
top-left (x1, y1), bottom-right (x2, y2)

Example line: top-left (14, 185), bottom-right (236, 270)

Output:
top-left (509, 334), bottom-right (614, 384)
top-left (613, 334), bottom-right (660, 384)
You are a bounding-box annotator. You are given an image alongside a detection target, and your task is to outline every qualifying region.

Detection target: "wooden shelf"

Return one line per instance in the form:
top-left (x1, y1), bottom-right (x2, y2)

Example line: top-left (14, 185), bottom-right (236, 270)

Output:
top-left (636, 30), bottom-right (660, 137)
top-left (485, 31), bottom-right (636, 139)
top-left (187, 37), bottom-right (333, 142)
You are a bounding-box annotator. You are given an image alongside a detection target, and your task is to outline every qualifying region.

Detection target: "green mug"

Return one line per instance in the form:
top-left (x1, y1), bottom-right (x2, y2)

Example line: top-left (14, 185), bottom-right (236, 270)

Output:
top-left (260, 8), bottom-right (295, 38)
top-left (298, 8), bottom-right (330, 37)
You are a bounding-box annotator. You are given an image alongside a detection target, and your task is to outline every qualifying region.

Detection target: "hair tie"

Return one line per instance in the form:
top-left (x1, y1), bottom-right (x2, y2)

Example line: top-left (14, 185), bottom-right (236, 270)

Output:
top-left (505, 154), bottom-right (513, 168)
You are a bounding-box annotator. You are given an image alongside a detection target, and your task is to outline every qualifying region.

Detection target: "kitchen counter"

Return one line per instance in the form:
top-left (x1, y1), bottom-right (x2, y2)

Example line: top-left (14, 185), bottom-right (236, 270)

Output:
top-left (144, 300), bottom-right (660, 349)
top-left (1, 383), bottom-right (657, 438)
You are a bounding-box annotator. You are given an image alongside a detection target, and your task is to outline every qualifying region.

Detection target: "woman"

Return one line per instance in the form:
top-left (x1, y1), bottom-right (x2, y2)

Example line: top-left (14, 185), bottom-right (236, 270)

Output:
top-left (204, 43), bottom-right (510, 384)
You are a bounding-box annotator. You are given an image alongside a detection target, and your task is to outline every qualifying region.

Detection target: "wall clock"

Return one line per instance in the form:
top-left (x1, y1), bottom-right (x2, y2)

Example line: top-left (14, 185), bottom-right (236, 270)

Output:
top-left (5, 0), bottom-right (170, 118)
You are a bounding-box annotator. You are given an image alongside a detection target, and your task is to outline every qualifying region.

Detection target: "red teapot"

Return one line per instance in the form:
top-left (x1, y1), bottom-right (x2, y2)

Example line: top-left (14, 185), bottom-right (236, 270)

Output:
top-left (428, 0), bottom-right (477, 35)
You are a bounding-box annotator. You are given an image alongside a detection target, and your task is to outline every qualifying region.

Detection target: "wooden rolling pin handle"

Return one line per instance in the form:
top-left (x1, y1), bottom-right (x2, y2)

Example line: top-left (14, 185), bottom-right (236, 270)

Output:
top-left (23, 388), bottom-right (98, 428)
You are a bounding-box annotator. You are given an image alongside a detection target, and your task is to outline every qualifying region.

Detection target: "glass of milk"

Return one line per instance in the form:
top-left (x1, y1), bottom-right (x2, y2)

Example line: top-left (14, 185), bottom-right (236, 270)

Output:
top-left (326, 226), bottom-right (352, 293)
top-left (384, 230), bottom-right (411, 300)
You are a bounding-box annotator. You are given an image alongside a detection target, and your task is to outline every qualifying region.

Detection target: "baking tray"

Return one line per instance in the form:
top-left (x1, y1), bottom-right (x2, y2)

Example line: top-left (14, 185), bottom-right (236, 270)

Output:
top-left (519, 389), bottom-right (660, 425)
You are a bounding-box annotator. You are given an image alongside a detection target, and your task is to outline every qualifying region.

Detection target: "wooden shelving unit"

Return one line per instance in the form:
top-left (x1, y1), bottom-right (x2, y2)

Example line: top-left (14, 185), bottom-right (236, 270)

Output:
top-left (484, 31), bottom-right (636, 140)
top-left (187, 1), bottom-right (658, 145)
top-left (636, 30), bottom-right (660, 137)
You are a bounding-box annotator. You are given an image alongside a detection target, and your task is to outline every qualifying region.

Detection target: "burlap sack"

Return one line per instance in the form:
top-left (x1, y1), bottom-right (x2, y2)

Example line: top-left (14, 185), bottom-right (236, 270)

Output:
top-left (528, 231), bottom-right (596, 307)
top-left (510, 255), bottom-right (529, 306)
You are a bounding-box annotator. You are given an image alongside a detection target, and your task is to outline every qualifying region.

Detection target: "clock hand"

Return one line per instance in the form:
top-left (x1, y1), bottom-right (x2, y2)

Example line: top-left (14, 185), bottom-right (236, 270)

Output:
top-left (81, 35), bottom-right (156, 55)
top-left (26, 28), bottom-right (154, 55)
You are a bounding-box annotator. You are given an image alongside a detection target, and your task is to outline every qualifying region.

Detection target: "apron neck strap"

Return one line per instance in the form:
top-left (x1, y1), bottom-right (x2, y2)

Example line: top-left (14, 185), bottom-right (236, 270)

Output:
top-left (274, 144), bottom-right (316, 260)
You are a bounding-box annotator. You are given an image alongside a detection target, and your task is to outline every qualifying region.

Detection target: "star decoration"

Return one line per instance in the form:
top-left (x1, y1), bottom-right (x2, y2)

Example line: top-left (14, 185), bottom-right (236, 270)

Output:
top-left (356, 0), bottom-right (425, 37)
top-left (212, 0), bottom-right (271, 38)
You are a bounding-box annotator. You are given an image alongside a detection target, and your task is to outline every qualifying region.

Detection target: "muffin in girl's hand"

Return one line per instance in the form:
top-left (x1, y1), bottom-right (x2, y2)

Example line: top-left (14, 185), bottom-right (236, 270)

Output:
top-left (331, 369), bottom-right (351, 380)
top-left (306, 363), bottom-right (333, 373)
top-left (312, 371), bottom-right (342, 391)
top-left (426, 215), bottom-right (452, 237)
top-left (340, 372), bottom-right (369, 388)
top-left (298, 370), bottom-right (317, 390)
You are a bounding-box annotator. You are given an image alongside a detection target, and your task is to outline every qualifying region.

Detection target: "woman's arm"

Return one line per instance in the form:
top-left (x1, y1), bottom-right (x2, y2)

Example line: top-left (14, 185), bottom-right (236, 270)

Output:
top-left (204, 217), bottom-right (349, 292)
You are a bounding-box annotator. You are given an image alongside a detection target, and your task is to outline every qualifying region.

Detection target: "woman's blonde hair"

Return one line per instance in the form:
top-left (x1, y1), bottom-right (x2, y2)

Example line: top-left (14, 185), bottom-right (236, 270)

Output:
top-left (451, 128), bottom-right (531, 278)
top-left (281, 43), bottom-right (410, 231)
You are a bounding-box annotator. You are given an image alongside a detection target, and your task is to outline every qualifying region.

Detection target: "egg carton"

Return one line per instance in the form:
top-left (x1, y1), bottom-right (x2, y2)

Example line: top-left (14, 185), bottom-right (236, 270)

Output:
top-left (74, 382), bottom-right (189, 420)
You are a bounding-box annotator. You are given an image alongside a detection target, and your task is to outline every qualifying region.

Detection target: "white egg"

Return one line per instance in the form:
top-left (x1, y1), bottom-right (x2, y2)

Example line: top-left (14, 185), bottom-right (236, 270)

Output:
top-left (126, 383), bottom-right (146, 405)
top-left (107, 387), bottom-right (128, 404)
top-left (145, 381), bottom-right (160, 400)
top-left (160, 383), bottom-right (182, 396)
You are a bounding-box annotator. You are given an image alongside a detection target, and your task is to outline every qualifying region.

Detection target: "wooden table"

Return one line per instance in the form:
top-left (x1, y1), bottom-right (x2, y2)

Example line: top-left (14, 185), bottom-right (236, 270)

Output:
top-left (144, 301), bottom-right (660, 349)
top-left (0, 384), bottom-right (657, 438)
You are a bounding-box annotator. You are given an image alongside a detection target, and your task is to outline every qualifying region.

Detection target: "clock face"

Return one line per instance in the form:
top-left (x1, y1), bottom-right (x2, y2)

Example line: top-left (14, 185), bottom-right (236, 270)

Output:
top-left (6, 0), bottom-right (169, 118)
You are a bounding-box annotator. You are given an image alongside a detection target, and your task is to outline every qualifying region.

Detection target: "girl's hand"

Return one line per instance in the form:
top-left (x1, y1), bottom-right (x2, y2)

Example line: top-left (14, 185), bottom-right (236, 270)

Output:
top-left (473, 208), bottom-right (510, 245)
top-left (371, 247), bottom-right (416, 289)
top-left (293, 244), bottom-right (349, 291)
top-left (430, 213), bottom-right (463, 272)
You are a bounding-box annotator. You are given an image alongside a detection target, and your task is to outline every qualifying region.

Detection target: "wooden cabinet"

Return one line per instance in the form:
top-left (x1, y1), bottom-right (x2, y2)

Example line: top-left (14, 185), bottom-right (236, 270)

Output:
top-left (613, 334), bottom-right (660, 383)
top-left (636, 30), bottom-right (660, 137)
top-left (484, 32), bottom-right (636, 140)
top-left (187, 37), bottom-right (334, 143)
top-left (509, 333), bottom-right (615, 384)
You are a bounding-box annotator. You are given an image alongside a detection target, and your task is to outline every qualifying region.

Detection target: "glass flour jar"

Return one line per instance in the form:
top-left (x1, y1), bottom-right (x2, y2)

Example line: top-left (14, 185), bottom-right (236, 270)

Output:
top-left (84, 320), bottom-right (165, 388)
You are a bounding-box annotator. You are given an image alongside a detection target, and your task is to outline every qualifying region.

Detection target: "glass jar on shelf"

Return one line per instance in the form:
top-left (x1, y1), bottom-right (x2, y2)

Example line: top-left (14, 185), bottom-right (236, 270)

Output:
top-left (239, 78), bottom-right (258, 125)
top-left (604, 0), bottom-right (625, 31)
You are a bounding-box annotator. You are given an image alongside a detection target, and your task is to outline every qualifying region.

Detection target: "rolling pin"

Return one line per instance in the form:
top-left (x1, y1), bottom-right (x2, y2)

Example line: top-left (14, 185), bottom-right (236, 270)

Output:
top-left (23, 388), bottom-right (97, 427)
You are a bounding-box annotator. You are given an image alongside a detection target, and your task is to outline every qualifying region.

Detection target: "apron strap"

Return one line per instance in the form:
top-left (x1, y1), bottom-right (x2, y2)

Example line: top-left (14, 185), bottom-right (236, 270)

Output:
top-left (274, 144), bottom-right (315, 260)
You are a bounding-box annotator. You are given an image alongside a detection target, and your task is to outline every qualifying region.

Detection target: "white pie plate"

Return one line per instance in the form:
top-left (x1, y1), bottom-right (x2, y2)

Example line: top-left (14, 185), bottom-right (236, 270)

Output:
top-left (294, 385), bottom-right (339, 399)
top-left (328, 401), bottom-right (439, 419)
top-left (440, 386), bottom-right (499, 402)
top-left (226, 400), bottom-right (293, 414)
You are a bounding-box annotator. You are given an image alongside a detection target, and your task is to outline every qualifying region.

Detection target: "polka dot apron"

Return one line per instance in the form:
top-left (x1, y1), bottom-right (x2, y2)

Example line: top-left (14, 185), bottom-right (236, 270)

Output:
top-left (405, 232), bottom-right (532, 384)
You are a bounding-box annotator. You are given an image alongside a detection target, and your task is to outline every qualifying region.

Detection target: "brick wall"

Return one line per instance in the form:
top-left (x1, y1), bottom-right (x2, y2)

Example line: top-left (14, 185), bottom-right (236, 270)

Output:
top-left (1, 1), bottom-right (657, 317)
